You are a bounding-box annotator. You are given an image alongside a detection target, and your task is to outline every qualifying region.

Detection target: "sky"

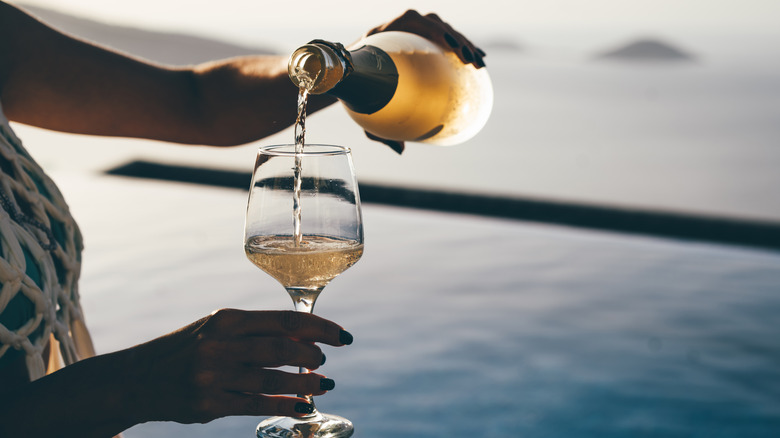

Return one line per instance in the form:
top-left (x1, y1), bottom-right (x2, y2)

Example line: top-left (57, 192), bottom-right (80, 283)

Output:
top-left (14, 0), bottom-right (780, 51)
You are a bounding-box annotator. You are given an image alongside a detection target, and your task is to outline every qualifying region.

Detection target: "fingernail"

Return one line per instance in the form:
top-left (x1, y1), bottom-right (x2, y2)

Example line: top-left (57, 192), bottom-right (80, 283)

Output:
top-left (320, 378), bottom-right (335, 391)
top-left (476, 47), bottom-right (487, 57)
top-left (321, 353), bottom-right (327, 366)
top-left (444, 33), bottom-right (459, 48)
top-left (461, 47), bottom-right (474, 63)
top-left (476, 57), bottom-right (486, 68)
top-left (339, 330), bottom-right (354, 345)
top-left (294, 402), bottom-right (314, 414)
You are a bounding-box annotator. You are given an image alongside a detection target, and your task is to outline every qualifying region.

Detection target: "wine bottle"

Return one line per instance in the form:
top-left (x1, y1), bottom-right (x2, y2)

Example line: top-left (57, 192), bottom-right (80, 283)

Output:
top-left (288, 31), bottom-right (493, 146)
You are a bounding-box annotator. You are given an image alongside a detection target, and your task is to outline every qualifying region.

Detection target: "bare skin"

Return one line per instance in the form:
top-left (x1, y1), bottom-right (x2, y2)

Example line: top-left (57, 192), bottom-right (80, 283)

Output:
top-left (0, 2), bottom-right (484, 436)
top-left (0, 309), bottom-right (351, 437)
top-left (0, 2), bottom-right (335, 145)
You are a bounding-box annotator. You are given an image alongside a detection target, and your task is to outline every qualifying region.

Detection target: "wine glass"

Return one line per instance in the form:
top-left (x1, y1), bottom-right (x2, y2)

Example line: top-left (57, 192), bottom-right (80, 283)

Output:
top-left (244, 144), bottom-right (363, 438)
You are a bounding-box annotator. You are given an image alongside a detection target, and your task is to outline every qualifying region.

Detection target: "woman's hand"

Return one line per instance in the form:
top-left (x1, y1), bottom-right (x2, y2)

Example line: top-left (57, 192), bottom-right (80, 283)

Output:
top-left (367, 9), bottom-right (486, 69)
top-left (128, 309), bottom-right (352, 424)
top-left (363, 10), bottom-right (487, 153)
top-left (0, 309), bottom-right (353, 437)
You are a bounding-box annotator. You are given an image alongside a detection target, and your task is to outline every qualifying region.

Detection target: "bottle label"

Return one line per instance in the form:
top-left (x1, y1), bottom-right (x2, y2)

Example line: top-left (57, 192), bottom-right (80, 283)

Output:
top-left (329, 45), bottom-right (398, 115)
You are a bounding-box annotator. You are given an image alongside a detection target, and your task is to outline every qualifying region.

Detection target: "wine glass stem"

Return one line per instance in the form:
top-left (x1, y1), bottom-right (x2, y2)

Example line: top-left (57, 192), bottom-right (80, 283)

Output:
top-left (287, 287), bottom-right (323, 411)
top-left (289, 289), bottom-right (318, 314)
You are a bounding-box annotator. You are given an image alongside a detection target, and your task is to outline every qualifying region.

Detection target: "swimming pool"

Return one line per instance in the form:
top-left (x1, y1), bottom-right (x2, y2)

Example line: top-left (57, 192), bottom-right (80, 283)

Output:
top-left (60, 173), bottom-right (779, 437)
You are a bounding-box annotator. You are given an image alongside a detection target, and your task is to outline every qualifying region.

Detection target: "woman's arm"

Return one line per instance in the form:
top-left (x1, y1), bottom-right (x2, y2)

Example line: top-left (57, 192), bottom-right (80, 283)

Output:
top-left (0, 1), bottom-right (336, 146)
top-left (0, 3), bottom-right (484, 149)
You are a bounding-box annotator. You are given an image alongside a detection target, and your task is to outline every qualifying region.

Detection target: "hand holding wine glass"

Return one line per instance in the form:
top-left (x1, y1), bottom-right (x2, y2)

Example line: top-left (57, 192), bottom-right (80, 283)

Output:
top-left (123, 309), bottom-right (352, 425)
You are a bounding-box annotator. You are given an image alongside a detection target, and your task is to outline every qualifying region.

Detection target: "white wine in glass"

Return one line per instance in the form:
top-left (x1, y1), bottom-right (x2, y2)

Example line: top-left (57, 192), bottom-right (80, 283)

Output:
top-left (244, 144), bottom-right (363, 438)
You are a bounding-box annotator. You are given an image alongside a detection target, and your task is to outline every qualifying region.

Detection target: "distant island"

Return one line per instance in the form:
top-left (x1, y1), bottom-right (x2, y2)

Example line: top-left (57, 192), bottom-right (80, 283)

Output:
top-left (595, 38), bottom-right (696, 62)
top-left (17, 3), bottom-right (276, 65)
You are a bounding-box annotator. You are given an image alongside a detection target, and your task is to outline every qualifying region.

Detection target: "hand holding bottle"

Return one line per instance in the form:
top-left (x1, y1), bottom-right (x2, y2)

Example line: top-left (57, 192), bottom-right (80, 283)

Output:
top-left (362, 10), bottom-right (488, 153)
top-left (290, 10), bottom-right (493, 153)
top-left (366, 9), bottom-right (486, 70)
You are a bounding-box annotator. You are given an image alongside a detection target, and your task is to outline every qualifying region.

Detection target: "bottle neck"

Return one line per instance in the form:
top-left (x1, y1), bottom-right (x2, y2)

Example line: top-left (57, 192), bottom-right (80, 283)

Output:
top-left (329, 44), bottom-right (398, 114)
top-left (288, 41), bottom-right (348, 94)
top-left (288, 40), bottom-right (398, 115)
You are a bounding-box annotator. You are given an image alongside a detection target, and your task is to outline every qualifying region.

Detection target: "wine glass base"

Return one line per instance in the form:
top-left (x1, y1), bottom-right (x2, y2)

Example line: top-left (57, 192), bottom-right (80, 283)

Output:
top-left (256, 411), bottom-right (354, 438)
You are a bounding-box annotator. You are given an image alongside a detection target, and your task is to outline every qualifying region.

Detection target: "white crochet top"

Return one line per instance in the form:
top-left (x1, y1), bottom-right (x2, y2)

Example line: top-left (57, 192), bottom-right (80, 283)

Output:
top-left (0, 102), bottom-right (94, 381)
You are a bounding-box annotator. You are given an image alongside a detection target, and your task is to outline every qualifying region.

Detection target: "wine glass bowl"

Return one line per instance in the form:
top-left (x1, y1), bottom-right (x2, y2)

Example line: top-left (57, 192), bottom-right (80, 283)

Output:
top-left (244, 144), bottom-right (362, 438)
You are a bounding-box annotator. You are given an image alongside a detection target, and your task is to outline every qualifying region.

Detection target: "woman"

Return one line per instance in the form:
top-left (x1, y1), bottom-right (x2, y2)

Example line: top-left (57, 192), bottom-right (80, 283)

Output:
top-left (0, 2), bottom-right (485, 436)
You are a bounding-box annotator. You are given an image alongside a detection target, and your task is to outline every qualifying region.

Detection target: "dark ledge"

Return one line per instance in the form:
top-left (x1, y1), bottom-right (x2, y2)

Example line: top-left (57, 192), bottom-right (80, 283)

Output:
top-left (105, 160), bottom-right (780, 252)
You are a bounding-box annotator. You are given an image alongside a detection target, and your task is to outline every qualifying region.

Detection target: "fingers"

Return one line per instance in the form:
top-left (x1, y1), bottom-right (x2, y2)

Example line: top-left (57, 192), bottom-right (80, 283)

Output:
top-left (183, 346), bottom-right (336, 422)
top-left (205, 309), bottom-right (352, 347)
top-left (133, 309), bottom-right (352, 424)
top-left (218, 394), bottom-right (317, 418)
top-left (422, 12), bottom-right (486, 68)
top-left (367, 9), bottom-right (486, 69)
top-left (215, 336), bottom-right (326, 370)
top-left (222, 368), bottom-right (334, 397)
top-left (189, 370), bottom-right (333, 421)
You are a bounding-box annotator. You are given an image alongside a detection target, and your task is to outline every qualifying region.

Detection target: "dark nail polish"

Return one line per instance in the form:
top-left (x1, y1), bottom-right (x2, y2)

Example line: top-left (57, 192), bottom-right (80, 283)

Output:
top-left (461, 47), bottom-right (474, 63)
top-left (320, 378), bottom-right (335, 391)
top-left (444, 33), bottom-right (459, 48)
top-left (294, 402), bottom-right (314, 414)
top-left (339, 330), bottom-right (354, 345)
top-left (321, 353), bottom-right (327, 366)
top-left (476, 57), bottom-right (486, 68)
